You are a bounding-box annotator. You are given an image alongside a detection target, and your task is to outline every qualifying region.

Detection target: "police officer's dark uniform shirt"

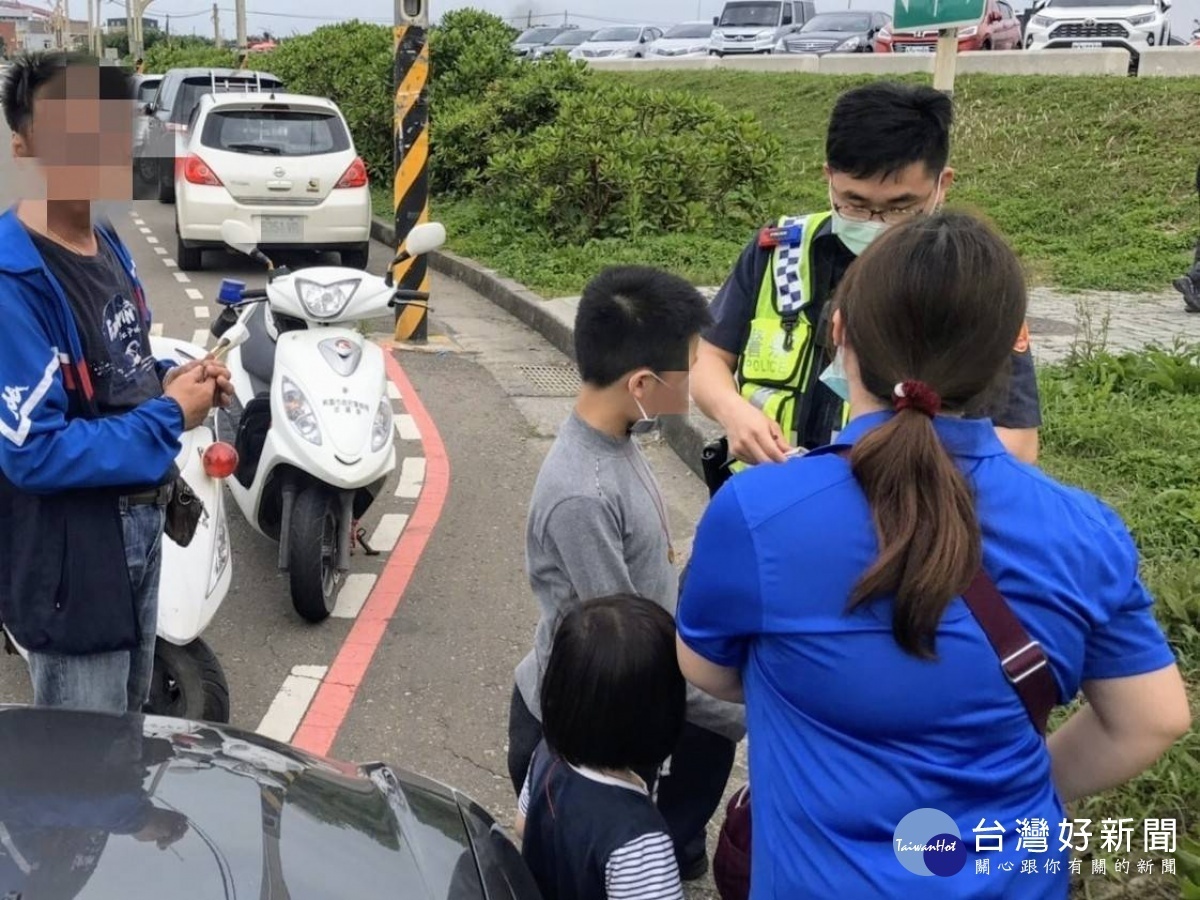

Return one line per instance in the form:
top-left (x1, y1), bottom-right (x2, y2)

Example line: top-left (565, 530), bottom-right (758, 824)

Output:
top-left (704, 220), bottom-right (1043, 449)
top-left (27, 229), bottom-right (164, 416)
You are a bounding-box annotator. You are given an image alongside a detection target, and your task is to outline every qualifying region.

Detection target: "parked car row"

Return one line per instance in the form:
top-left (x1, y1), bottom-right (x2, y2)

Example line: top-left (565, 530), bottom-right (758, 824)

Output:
top-left (133, 67), bottom-right (372, 271)
top-left (512, 0), bottom-right (1191, 59)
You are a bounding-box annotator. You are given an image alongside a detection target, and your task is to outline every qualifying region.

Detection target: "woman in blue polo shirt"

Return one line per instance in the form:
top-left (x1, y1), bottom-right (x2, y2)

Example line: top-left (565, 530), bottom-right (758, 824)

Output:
top-left (676, 211), bottom-right (1191, 899)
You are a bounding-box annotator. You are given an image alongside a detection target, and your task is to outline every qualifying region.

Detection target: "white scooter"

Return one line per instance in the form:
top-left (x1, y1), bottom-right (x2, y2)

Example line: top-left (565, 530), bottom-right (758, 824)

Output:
top-left (208, 218), bottom-right (447, 622)
top-left (3, 335), bottom-right (239, 723)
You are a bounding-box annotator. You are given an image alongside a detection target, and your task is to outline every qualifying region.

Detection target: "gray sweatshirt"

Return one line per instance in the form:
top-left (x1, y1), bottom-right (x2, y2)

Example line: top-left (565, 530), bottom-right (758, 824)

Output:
top-left (515, 411), bottom-right (745, 743)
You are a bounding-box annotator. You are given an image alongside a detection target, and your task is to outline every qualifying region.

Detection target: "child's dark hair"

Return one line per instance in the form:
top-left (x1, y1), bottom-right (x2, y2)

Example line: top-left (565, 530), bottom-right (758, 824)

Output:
top-left (574, 266), bottom-right (712, 388)
top-left (541, 595), bottom-right (686, 771)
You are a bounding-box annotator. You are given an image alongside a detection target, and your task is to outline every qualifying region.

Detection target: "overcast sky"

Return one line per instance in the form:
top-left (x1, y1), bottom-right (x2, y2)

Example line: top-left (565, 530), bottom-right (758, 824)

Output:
top-left (136, 0), bottom-right (1198, 47)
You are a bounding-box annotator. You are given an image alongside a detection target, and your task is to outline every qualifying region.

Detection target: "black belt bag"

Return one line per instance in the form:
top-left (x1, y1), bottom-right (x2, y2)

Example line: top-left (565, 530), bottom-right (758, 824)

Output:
top-left (163, 476), bottom-right (205, 548)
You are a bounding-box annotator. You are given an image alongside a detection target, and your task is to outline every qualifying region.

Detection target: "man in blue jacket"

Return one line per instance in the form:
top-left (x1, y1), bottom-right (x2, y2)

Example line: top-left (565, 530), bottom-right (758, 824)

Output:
top-left (0, 52), bottom-right (231, 713)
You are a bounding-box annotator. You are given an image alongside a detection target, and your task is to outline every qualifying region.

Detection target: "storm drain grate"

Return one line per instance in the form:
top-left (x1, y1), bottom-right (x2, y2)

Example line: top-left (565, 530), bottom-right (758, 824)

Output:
top-left (518, 364), bottom-right (582, 395)
top-left (1027, 316), bottom-right (1076, 337)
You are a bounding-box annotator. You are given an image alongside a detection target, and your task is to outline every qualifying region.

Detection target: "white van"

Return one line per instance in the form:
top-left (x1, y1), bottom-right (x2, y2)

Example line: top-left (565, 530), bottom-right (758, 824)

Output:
top-left (710, 0), bottom-right (818, 55)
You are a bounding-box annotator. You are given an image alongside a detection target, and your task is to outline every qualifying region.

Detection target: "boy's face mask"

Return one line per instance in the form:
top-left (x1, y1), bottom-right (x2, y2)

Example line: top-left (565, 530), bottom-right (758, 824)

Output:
top-left (629, 372), bottom-right (689, 436)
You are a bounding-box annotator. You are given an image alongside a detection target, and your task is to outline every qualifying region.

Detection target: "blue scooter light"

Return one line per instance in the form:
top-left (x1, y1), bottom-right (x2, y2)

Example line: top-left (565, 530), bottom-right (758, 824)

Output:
top-left (217, 279), bottom-right (246, 305)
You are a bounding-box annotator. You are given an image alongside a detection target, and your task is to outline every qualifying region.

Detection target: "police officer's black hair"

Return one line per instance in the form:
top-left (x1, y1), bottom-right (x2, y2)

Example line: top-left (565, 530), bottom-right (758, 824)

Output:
top-left (540, 595), bottom-right (686, 771)
top-left (2, 51), bottom-right (133, 137)
top-left (826, 81), bottom-right (953, 181)
top-left (574, 265), bottom-right (712, 388)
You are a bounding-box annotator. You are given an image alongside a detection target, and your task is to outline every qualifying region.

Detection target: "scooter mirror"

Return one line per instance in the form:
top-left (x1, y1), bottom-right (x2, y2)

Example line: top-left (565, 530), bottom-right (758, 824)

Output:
top-left (403, 222), bottom-right (447, 258)
top-left (220, 219), bottom-right (260, 256)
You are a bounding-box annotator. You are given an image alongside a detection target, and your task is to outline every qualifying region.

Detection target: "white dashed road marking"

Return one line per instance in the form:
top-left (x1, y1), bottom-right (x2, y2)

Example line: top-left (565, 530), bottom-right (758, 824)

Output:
top-left (369, 514), bottom-right (408, 554)
top-left (139, 226), bottom-right (152, 234)
top-left (147, 236), bottom-right (159, 245)
top-left (395, 458), bottom-right (426, 499)
top-left (193, 306), bottom-right (210, 319)
top-left (191, 329), bottom-right (209, 348)
top-left (174, 272), bottom-right (191, 283)
top-left (163, 258), bottom-right (177, 268)
top-left (394, 414), bottom-right (420, 441)
top-left (186, 288), bottom-right (204, 301)
top-left (154, 247), bottom-right (168, 255)
top-left (331, 574), bottom-right (376, 619)
top-left (256, 665), bottom-right (328, 743)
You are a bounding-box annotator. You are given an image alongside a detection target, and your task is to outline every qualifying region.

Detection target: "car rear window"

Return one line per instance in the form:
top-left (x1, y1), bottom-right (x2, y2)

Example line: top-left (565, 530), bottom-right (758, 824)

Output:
top-left (173, 75), bottom-right (284, 122)
top-left (200, 108), bottom-right (351, 156)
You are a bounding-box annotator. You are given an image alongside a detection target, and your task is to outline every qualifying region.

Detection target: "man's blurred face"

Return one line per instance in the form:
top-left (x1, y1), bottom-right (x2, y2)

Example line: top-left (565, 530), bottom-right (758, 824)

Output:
top-left (15, 64), bottom-right (133, 201)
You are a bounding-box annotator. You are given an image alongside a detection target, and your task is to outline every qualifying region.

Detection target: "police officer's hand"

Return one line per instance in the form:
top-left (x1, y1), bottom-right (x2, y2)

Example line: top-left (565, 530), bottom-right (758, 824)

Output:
top-left (165, 363), bottom-right (217, 430)
top-left (725, 398), bottom-right (792, 464)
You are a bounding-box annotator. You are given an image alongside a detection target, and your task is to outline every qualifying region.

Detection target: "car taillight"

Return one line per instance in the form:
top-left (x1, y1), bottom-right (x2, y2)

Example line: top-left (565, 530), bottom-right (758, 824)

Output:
top-left (184, 155), bottom-right (222, 186)
top-left (335, 157), bottom-right (368, 189)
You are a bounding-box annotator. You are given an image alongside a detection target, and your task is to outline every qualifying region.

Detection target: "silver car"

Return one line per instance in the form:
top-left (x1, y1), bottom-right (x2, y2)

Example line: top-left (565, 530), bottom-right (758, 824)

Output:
top-left (648, 21), bottom-right (717, 57)
top-left (131, 73), bottom-right (162, 181)
top-left (530, 28), bottom-right (597, 59)
top-left (569, 25), bottom-right (665, 59)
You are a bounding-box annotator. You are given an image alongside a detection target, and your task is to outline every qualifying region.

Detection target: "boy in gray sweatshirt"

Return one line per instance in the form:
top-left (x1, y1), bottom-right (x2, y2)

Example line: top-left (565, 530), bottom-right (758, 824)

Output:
top-left (508, 266), bottom-right (745, 881)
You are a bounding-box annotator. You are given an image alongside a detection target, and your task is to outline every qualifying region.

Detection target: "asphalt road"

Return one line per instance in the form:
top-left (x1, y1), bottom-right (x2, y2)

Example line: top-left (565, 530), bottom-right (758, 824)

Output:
top-left (0, 180), bottom-right (739, 889)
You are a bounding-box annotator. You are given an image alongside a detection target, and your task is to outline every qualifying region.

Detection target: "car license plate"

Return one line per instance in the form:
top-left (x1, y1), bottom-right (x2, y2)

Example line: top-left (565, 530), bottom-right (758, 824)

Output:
top-left (1071, 41), bottom-right (1102, 48)
top-left (899, 44), bottom-right (934, 53)
top-left (259, 216), bottom-right (303, 241)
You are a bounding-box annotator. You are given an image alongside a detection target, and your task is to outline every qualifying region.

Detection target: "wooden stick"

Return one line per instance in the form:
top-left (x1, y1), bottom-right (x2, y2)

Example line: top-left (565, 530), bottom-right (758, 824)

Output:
top-left (933, 28), bottom-right (959, 94)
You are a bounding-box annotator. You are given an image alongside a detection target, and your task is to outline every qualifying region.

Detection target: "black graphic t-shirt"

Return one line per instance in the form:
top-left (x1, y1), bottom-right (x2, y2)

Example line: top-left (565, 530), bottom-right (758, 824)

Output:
top-left (28, 228), bottom-right (164, 416)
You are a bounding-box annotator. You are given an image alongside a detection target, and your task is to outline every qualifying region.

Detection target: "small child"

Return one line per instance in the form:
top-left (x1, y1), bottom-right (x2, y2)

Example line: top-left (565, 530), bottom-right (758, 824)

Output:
top-left (1174, 162), bottom-right (1200, 313)
top-left (516, 595), bottom-right (686, 900)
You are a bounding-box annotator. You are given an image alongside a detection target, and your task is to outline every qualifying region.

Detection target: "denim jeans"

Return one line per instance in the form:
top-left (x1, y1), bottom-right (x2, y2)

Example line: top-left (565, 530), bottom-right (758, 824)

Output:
top-left (27, 502), bottom-right (165, 713)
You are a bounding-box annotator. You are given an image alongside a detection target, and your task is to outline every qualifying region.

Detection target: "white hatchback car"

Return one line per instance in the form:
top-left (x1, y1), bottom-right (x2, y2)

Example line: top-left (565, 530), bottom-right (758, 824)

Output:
top-left (174, 91), bottom-right (372, 271)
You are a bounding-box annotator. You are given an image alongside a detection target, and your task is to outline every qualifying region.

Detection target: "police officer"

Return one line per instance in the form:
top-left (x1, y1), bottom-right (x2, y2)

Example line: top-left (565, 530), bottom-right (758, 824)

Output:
top-left (692, 82), bottom-right (1041, 478)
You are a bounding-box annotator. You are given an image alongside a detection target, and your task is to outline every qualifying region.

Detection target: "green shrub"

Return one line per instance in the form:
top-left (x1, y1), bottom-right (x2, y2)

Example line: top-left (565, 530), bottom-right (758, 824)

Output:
top-left (431, 54), bottom-right (591, 196)
top-left (142, 42), bottom-right (237, 71)
top-left (483, 82), bottom-right (782, 242)
top-left (251, 21), bottom-right (393, 182)
top-left (428, 8), bottom-right (520, 102)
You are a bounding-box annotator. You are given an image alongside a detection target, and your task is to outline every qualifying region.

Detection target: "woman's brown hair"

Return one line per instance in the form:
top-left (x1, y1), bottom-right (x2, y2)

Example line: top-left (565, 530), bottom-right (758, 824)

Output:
top-left (836, 211), bottom-right (1028, 659)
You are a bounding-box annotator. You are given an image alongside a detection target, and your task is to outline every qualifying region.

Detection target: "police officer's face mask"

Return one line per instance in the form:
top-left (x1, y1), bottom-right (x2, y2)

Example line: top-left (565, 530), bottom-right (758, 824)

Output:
top-left (828, 177), bottom-right (946, 256)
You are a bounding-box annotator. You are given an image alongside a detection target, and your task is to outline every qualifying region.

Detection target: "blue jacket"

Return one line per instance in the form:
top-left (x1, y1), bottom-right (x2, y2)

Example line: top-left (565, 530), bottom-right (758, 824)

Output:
top-left (0, 206), bottom-right (184, 493)
top-left (0, 207), bottom-right (185, 654)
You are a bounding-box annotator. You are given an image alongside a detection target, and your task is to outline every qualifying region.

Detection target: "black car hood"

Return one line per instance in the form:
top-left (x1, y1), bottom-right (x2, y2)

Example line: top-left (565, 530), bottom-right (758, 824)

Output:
top-left (0, 706), bottom-right (486, 900)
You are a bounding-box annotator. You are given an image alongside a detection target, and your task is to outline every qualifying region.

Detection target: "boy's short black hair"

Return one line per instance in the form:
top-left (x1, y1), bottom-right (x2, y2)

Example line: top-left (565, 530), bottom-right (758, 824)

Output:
top-left (574, 266), bottom-right (712, 387)
top-left (826, 81), bottom-right (953, 181)
top-left (541, 595), bottom-right (686, 771)
top-left (2, 51), bottom-right (132, 136)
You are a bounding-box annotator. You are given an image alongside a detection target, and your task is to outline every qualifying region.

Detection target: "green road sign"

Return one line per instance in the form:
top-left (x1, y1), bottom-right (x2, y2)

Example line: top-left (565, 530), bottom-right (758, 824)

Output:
top-left (892, 0), bottom-right (985, 32)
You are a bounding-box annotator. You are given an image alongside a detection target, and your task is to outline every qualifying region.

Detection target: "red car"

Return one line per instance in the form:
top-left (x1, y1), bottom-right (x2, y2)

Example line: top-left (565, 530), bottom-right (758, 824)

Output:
top-left (874, 0), bottom-right (1022, 52)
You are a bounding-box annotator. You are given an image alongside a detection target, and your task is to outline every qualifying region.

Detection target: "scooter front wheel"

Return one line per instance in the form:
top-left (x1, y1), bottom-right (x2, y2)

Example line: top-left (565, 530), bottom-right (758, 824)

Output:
top-left (147, 638), bottom-right (231, 723)
top-left (288, 485), bottom-right (342, 623)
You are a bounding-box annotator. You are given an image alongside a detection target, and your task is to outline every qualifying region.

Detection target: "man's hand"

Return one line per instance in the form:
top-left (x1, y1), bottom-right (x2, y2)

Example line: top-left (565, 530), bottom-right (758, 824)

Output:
top-left (164, 357), bottom-right (234, 409)
top-left (164, 363), bottom-right (218, 430)
top-left (722, 397), bottom-right (791, 464)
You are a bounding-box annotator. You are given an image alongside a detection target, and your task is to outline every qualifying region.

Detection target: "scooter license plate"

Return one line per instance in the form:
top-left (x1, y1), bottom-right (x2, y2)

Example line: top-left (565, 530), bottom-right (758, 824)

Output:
top-left (259, 215), bottom-right (304, 241)
top-left (1071, 41), bottom-right (1102, 48)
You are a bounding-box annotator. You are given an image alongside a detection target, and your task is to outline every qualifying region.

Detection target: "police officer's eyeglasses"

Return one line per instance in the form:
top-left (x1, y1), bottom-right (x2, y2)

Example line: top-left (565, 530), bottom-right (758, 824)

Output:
top-left (831, 200), bottom-right (928, 225)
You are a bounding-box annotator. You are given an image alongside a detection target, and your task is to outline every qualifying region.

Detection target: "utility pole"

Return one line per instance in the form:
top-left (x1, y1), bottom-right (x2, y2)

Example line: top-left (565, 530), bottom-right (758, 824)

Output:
top-left (212, 2), bottom-right (219, 45)
top-left (392, 0), bottom-right (430, 343)
top-left (235, 0), bottom-right (247, 63)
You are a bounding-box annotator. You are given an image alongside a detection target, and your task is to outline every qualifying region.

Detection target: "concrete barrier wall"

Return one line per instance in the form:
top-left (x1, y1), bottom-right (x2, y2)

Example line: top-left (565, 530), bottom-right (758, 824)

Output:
top-left (585, 47), bottom-right (1139, 77)
top-left (1137, 47), bottom-right (1200, 76)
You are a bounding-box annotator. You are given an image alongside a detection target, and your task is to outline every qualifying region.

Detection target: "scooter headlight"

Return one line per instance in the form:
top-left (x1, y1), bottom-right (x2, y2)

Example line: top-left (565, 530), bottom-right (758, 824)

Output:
top-left (281, 376), bottom-right (322, 446)
top-left (371, 397), bottom-right (393, 452)
top-left (295, 277), bottom-right (361, 320)
top-left (208, 507), bottom-right (229, 596)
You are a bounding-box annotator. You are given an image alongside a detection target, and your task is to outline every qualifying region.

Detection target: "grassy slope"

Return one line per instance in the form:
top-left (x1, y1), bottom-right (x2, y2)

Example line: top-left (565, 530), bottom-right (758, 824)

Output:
top-left (399, 72), bottom-right (1200, 298)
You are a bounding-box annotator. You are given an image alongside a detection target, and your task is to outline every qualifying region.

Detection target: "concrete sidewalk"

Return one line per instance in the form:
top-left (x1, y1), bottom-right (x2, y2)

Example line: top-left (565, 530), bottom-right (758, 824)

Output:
top-left (373, 217), bottom-right (1200, 479)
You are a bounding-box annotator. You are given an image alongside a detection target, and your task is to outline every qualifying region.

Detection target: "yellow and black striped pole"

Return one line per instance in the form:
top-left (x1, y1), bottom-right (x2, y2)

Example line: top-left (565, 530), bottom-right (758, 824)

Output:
top-left (392, 0), bottom-right (431, 343)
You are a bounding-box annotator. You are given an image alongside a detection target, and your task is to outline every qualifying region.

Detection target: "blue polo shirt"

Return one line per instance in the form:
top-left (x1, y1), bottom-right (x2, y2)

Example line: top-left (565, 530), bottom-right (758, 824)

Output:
top-left (677, 411), bottom-right (1176, 899)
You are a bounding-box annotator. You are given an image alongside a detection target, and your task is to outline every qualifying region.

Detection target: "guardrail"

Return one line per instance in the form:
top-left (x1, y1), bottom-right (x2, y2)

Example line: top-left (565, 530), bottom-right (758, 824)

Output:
top-left (584, 47), bottom-right (1175, 77)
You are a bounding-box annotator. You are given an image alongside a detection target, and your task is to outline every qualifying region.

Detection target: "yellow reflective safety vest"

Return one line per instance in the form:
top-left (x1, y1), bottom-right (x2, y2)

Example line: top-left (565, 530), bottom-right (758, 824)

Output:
top-left (730, 211), bottom-right (850, 474)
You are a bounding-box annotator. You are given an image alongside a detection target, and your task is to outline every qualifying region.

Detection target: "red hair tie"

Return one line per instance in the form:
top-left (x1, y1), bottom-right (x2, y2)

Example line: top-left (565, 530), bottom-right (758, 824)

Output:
top-left (893, 381), bottom-right (941, 417)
